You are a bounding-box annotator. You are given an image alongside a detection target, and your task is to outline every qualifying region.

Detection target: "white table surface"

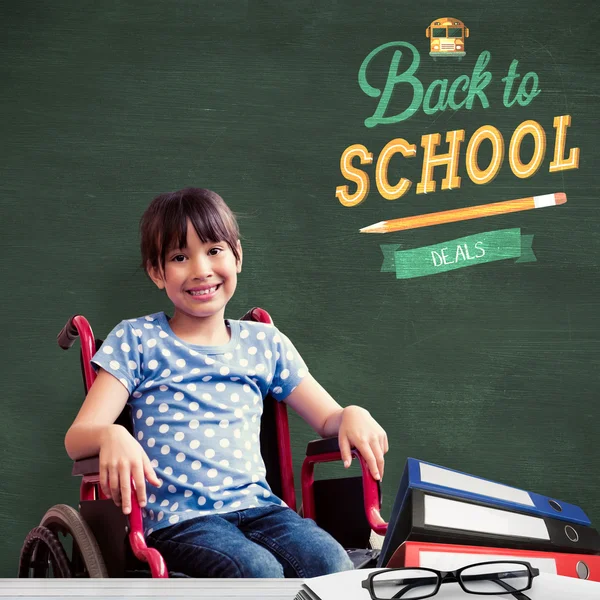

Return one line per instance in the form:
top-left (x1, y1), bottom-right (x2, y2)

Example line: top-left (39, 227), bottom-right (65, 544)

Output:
top-left (0, 579), bottom-right (302, 599)
top-left (3, 571), bottom-right (600, 600)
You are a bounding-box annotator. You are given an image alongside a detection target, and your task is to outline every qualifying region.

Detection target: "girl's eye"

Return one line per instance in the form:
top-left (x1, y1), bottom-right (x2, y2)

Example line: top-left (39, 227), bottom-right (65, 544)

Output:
top-left (171, 254), bottom-right (186, 262)
top-left (208, 247), bottom-right (223, 256)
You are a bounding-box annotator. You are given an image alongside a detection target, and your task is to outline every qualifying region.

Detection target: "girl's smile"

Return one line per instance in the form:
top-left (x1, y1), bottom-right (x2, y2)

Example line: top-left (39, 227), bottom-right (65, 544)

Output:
top-left (186, 284), bottom-right (221, 300)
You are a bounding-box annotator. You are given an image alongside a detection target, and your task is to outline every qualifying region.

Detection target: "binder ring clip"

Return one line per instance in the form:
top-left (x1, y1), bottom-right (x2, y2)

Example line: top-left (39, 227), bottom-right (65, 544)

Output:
top-left (576, 561), bottom-right (590, 580)
top-left (565, 525), bottom-right (579, 542)
top-left (548, 499), bottom-right (563, 512)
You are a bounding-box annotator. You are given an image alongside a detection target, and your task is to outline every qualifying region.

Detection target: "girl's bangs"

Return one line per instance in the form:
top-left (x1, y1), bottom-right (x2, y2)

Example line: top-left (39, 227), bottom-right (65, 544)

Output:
top-left (159, 194), bottom-right (238, 262)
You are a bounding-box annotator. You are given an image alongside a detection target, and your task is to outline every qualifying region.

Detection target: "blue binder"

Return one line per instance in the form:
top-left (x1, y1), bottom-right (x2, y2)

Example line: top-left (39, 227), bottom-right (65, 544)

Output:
top-left (378, 457), bottom-right (591, 567)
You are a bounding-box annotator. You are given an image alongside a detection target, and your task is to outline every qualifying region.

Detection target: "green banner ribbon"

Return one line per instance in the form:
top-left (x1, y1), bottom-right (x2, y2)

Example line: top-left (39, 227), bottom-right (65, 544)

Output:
top-left (380, 228), bottom-right (535, 279)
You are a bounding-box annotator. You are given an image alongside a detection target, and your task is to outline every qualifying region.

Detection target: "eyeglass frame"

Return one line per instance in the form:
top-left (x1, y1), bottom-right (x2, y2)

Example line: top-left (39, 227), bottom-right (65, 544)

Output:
top-left (361, 561), bottom-right (540, 600)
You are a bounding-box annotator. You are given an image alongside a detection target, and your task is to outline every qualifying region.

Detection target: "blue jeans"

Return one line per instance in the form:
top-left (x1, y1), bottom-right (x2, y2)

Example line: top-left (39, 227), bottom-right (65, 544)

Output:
top-left (147, 504), bottom-right (354, 578)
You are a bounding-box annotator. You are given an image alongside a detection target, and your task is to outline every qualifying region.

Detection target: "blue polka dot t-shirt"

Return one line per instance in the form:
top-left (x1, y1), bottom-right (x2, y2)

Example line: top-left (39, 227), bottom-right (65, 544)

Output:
top-left (91, 312), bottom-right (308, 535)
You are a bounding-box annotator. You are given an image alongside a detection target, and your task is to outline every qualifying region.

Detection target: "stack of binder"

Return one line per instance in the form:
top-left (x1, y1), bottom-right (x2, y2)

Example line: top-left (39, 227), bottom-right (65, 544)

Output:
top-left (378, 458), bottom-right (600, 581)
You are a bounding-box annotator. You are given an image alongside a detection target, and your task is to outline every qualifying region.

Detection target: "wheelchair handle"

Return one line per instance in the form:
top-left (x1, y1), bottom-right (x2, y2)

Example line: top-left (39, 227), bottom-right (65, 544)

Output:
top-left (57, 316), bottom-right (80, 349)
top-left (57, 315), bottom-right (98, 392)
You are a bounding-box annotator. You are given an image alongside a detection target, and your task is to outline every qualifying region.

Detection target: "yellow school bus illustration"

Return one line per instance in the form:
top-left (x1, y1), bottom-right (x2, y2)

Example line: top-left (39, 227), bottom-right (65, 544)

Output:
top-left (426, 17), bottom-right (469, 59)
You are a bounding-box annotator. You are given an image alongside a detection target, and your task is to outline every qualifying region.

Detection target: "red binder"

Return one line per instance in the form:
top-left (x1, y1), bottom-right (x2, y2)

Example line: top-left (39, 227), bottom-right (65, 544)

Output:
top-left (388, 541), bottom-right (600, 582)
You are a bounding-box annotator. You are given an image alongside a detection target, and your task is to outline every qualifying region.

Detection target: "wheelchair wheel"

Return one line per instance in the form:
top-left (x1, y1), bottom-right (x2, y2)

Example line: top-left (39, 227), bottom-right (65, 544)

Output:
top-left (20, 504), bottom-right (108, 578)
top-left (19, 526), bottom-right (72, 577)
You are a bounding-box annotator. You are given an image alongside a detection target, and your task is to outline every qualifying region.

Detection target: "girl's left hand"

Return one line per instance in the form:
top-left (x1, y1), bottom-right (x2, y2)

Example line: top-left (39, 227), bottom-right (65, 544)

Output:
top-left (338, 405), bottom-right (389, 480)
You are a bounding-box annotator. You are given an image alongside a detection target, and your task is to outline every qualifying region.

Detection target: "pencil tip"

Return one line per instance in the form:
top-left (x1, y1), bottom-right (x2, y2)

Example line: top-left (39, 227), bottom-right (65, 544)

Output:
top-left (360, 222), bottom-right (384, 233)
top-left (554, 192), bottom-right (567, 205)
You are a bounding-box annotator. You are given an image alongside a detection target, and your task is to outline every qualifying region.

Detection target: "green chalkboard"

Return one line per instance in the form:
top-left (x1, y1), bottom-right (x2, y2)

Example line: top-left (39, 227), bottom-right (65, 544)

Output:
top-left (1, 0), bottom-right (599, 578)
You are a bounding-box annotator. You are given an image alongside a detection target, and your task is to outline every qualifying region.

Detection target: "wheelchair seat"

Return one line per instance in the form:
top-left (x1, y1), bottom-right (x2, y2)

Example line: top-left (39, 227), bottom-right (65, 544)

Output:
top-left (19, 308), bottom-right (387, 578)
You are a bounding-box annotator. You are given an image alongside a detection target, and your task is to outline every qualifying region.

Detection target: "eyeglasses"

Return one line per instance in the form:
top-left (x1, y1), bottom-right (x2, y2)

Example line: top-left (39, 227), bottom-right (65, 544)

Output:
top-left (361, 561), bottom-right (540, 600)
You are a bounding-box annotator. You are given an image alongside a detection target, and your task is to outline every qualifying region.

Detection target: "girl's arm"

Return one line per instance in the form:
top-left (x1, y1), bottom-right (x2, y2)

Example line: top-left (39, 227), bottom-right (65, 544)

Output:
top-left (64, 368), bottom-right (160, 514)
top-left (284, 373), bottom-right (389, 480)
top-left (65, 369), bottom-right (130, 459)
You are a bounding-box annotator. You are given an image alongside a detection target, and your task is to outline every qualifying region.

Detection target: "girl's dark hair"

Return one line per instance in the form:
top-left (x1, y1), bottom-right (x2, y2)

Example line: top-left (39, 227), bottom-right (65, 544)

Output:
top-left (140, 188), bottom-right (240, 273)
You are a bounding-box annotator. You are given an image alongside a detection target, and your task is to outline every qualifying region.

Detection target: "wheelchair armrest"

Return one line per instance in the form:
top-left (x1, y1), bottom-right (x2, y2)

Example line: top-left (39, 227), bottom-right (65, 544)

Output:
top-left (306, 436), bottom-right (341, 456)
top-left (72, 457), bottom-right (169, 577)
top-left (304, 435), bottom-right (379, 495)
top-left (72, 456), bottom-right (100, 476)
top-left (301, 436), bottom-right (388, 536)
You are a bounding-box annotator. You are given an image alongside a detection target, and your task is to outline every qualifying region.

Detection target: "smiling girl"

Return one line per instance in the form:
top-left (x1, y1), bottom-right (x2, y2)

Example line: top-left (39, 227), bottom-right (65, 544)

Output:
top-left (64, 187), bottom-right (388, 578)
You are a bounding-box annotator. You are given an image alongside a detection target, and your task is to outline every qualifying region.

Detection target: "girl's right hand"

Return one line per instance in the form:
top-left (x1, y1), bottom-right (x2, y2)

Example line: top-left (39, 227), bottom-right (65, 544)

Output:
top-left (98, 424), bottom-right (161, 514)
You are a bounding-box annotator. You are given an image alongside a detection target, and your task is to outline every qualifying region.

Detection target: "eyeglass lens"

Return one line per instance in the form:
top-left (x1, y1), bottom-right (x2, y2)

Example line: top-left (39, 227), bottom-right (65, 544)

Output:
top-left (459, 562), bottom-right (530, 594)
top-left (371, 569), bottom-right (439, 599)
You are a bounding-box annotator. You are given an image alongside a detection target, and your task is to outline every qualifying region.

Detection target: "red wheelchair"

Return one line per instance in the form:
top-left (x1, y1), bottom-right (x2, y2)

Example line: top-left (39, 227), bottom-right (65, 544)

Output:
top-left (19, 308), bottom-right (388, 578)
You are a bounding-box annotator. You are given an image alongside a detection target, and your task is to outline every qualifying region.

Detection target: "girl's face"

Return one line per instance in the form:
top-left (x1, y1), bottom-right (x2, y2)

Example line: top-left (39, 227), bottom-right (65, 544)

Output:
top-left (149, 220), bottom-right (242, 323)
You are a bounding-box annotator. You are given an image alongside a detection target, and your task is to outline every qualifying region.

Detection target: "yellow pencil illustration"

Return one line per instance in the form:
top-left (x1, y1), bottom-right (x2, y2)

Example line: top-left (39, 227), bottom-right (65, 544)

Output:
top-left (359, 192), bottom-right (567, 234)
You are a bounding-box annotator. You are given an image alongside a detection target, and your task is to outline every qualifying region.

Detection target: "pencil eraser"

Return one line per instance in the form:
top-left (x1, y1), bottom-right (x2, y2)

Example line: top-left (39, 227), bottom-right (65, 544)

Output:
top-left (554, 192), bottom-right (567, 205)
